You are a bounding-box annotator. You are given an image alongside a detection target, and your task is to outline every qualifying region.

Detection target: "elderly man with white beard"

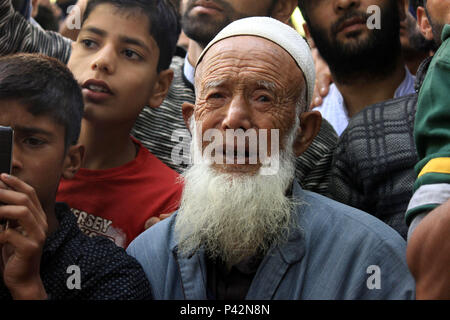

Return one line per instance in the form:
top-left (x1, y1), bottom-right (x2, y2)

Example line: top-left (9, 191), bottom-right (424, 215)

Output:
top-left (127, 17), bottom-right (415, 300)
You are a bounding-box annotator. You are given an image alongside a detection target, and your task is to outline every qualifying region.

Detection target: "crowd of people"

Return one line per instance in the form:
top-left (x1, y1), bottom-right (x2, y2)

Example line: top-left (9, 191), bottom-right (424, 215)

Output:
top-left (0, 0), bottom-right (448, 300)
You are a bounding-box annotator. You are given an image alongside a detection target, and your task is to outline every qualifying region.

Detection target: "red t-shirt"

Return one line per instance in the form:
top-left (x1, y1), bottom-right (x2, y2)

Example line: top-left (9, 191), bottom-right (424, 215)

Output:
top-left (56, 137), bottom-right (183, 248)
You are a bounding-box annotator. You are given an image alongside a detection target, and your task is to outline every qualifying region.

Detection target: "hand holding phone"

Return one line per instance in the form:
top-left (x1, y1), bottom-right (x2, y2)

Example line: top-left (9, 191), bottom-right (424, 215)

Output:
top-left (0, 174), bottom-right (48, 299)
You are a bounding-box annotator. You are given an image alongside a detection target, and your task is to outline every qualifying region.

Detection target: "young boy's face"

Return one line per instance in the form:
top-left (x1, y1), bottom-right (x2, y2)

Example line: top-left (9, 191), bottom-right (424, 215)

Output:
top-left (68, 4), bottom-right (162, 125)
top-left (0, 101), bottom-right (77, 213)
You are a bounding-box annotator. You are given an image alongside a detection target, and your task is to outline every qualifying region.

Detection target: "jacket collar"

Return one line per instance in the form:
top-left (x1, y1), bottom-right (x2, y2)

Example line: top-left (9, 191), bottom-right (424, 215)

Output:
top-left (414, 56), bottom-right (433, 93)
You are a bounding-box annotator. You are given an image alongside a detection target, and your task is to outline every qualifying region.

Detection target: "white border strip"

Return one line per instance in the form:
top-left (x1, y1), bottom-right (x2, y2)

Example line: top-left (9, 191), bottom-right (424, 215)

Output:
top-left (407, 183), bottom-right (450, 211)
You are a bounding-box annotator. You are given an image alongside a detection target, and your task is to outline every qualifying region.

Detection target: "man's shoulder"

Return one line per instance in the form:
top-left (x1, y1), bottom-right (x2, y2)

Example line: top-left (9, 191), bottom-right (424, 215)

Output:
top-left (295, 186), bottom-right (406, 246)
top-left (441, 25), bottom-right (450, 47)
top-left (291, 186), bottom-right (414, 299)
top-left (349, 93), bottom-right (417, 127)
top-left (54, 207), bottom-right (145, 268)
top-left (428, 30), bottom-right (450, 69)
top-left (340, 93), bottom-right (417, 148)
top-left (64, 235), bottom-right (151, 299)
top-left (336, 93), bottom-right (418, 170)
top-left (44, 206), bottom-right (151, 299)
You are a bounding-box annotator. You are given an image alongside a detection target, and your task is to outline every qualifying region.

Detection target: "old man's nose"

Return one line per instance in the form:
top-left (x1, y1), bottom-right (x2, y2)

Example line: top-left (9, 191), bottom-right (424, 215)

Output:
top-left (221, 96), bottom-right (252, 131)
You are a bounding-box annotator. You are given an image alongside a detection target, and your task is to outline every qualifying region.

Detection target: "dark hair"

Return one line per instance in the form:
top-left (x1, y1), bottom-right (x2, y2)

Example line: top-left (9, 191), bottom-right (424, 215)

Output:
top-left (82, 0), bottom-right (181, 72)
top-left (0, 53), bottom-right (84, 149)
top-left (412, 0), bottom-right (425, 11)
top-left (297, 1), bottom-right (311, 25)
top-left (410, 0), bottom-right (423, 10)
top-left (35, 4), bottom-right (60, 31)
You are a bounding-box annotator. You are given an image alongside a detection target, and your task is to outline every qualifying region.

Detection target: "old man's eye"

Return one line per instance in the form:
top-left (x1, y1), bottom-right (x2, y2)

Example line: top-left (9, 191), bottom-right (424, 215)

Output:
top-left (209, 92), bottom-right (224, 99)
top-left (256, 95), bottom-right (271, 102)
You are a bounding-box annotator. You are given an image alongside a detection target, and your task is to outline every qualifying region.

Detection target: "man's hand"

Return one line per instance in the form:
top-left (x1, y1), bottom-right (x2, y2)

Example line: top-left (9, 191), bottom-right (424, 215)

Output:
top-left (310, 47), bottom-right (333, 109)
top-left (144, 212), bottom-right (174, 230)
top-left (0, 174), bottom-right (48, 300)
top-left (407, 199), bottom-right (450, 299)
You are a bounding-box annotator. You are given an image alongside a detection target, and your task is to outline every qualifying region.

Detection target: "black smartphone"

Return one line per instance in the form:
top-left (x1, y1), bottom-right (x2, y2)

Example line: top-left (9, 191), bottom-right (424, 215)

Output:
top-left (0, 126), bottom-right (13, 230)
top-left (0, 126), bottom-right (13, 175)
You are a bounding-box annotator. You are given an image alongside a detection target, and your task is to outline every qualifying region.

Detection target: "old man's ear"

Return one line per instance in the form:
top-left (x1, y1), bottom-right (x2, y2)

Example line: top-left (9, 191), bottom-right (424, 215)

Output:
top-left (292, 110), bottom-right (322, 157)
top-left (182, 102), bottom-right (196, 133)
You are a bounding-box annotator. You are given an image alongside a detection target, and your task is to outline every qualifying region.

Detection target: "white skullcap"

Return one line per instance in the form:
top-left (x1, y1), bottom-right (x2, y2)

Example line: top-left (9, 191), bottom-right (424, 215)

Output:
top-left (196, 16), bottom-right (315, 107)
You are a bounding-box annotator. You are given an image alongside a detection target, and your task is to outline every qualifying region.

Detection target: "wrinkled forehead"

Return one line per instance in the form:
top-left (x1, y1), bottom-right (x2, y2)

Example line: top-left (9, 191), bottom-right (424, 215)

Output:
top-left (195, 35), bottom-right (303, 87)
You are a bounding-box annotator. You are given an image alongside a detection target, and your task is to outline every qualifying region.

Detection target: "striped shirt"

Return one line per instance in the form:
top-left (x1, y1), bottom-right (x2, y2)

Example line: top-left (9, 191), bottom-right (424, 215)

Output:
top-left (0, 0), bottom-right (72, 62)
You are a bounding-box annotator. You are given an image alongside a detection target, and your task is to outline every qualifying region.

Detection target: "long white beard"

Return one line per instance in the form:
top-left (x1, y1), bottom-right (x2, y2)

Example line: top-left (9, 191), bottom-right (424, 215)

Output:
top-left (175, 119), bottom-right (299, 266)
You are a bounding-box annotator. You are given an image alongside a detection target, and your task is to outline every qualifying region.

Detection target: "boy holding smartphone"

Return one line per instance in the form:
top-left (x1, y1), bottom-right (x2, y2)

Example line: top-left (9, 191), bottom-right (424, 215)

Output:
top-left (0, 53), bottom-right (151, 300)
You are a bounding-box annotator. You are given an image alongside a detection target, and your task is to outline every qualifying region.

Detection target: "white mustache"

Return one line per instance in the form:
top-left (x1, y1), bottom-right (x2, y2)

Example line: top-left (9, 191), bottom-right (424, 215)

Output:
top-left (192, 126), bottom-right (281, 172)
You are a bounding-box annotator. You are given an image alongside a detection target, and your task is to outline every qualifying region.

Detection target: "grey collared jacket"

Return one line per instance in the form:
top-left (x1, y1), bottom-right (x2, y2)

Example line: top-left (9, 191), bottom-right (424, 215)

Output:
top-left (127, 180), bottom-right (415, 300)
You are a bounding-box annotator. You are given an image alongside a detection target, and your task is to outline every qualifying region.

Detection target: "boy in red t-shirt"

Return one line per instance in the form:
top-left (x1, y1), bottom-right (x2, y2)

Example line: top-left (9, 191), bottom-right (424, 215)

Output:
top-left (54, 0), bottom-right (183, 248)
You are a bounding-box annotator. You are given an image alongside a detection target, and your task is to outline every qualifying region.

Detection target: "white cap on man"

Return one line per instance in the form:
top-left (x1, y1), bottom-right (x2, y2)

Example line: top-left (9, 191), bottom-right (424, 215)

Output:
top-left (196, 16), bottom-right (316, 107)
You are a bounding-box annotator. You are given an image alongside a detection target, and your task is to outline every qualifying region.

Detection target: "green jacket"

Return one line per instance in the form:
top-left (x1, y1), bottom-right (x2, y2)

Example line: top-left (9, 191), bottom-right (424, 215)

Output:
top-left (406, 25), bottom-right (450, 225)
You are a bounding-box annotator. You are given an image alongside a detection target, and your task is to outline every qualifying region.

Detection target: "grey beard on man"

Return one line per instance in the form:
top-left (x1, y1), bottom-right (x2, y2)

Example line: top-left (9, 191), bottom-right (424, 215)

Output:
top-left (174, 118), bottom-right (301, 267)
